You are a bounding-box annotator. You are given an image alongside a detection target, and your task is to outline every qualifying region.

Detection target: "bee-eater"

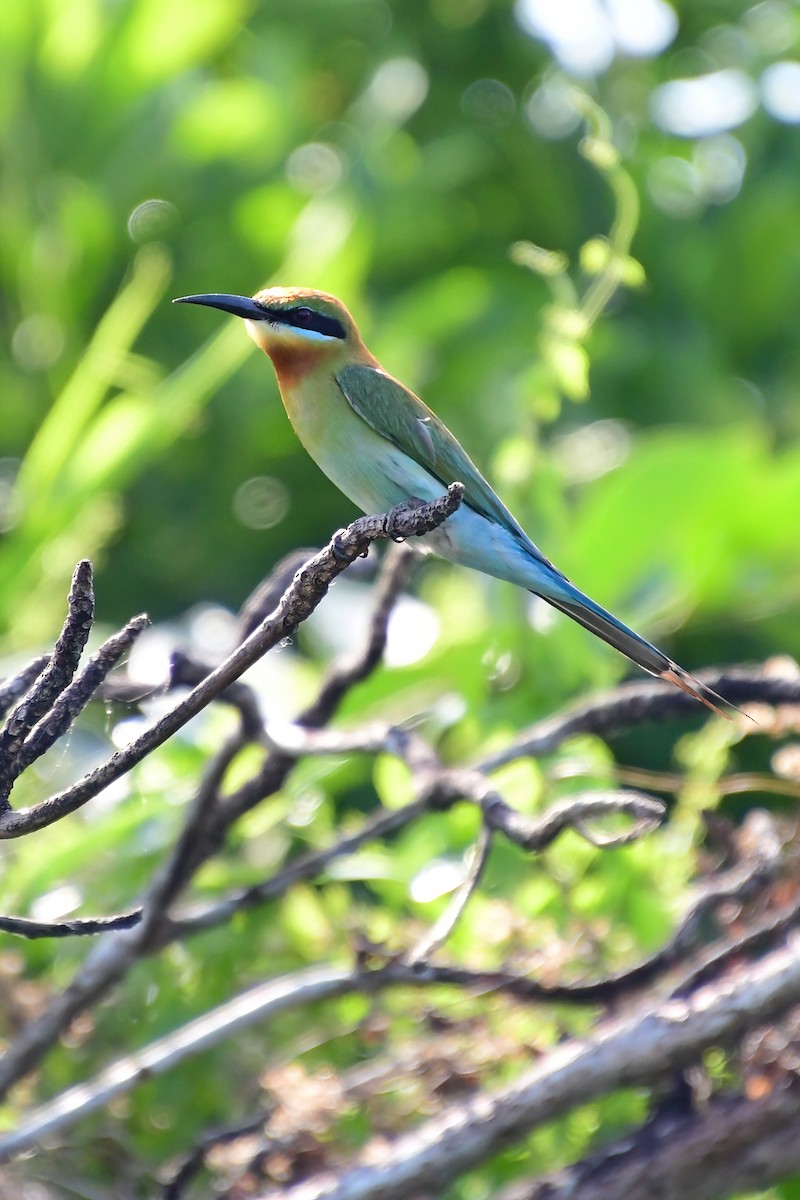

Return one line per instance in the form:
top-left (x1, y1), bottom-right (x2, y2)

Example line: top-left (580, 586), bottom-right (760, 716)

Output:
top-left (174, 287), bottom-right (728, 715)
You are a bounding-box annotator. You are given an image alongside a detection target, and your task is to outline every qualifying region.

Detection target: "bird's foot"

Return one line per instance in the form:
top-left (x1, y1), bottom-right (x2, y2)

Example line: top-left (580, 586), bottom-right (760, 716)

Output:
top-left (331, 530), bottom-right (352, 563)
top-left (385, 496), bottom-right (426, 543)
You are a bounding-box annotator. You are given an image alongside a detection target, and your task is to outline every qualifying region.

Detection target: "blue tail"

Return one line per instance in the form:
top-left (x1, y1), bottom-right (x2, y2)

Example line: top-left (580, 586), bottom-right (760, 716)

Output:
top-left (540, 576), bottom-right (731, 717)
top-left (420, 500), bottom-right (733, 716)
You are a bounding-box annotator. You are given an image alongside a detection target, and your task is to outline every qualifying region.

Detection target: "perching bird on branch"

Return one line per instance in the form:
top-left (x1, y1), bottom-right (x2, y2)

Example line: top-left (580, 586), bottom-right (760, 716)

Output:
top-left (174, 286), bottom-right (729, 715)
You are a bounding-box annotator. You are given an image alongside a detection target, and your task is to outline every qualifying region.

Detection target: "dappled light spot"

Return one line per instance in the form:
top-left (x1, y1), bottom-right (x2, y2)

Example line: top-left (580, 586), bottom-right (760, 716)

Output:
top-left (461, 79), bottom-right (516, 126)
top-left (525, 72), bottom-right (582, 139)
top-left (385, 595), bottom-right (440, 667)
top-left (693, 134), bottom-right (747, 203)
top-left (743, 1), bottom-right (798, 55)
top-left (0, 460), bottom-right (21, 534)
top-left (527, 595), bottom-right (559, 634)
top-left (652, 69), bottom-right (758, 137)
top-left (233, 476), bottom-right (290, 531)
top-left (410, 857), bottom-right (466, 903)
top-left (286, 143), bottom-right (345, 195)
top-left (516, 0), bottom-right (615, 75)
top-left (306, 578), bottom-right (439, 668)
top-left (647, 156), bottom-right (704, 218)
top-left (125, 627), bottom-right (176, 690)
top-left (761, 60), bottom-right (800, 122)
top-left (606, 0), bottom-right (678, 56)
top-left (515, 0), bottom-right (676, 76)
top-left (553, 419), bottom-right (632, 486)
top-left (187, 603), bottom-right (239, 657)
top-left (363, 57), bottom-right (429, 122)
top-left (127, 198), bottom-right (177, 243)
top-left (30, 885), bottom-right (82, 924)
top-left (647, 136), bottom-right (747, 217)
top-left (11, 314), bottom-right (65, 372)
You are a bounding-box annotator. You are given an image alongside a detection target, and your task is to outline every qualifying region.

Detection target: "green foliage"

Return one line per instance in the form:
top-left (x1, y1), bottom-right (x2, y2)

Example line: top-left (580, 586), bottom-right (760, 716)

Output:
top-left (2, 0), bottom-right (800, 1193)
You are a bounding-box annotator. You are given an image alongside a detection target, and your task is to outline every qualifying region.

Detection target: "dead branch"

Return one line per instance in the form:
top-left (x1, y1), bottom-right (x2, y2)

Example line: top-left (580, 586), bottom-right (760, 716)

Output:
top-left (251, 932), bottom-right (800, 1200)
top-left (1, 488), bottom-right (798, 1200)
top-left (495, 1084), bottom-right (800, 1200)
top-left (0, 486), bottom-right (463, 838)
top-left (479, 662), bottom-right (800, 772)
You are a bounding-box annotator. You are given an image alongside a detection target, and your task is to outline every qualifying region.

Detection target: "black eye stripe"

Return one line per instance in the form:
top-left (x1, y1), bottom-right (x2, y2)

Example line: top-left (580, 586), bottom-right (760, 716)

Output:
top-left (266, 306), bottom-right (346, 340)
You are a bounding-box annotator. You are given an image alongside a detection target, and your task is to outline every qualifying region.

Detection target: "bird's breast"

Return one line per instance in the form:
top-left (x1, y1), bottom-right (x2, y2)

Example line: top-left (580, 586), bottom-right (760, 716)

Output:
top-left (275, 373), bottom-right (442, 516)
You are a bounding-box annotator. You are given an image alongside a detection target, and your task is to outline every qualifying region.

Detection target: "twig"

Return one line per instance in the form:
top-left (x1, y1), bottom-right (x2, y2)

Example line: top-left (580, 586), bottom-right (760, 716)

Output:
top-left (494, 1084), bottom-right (800, 1200)
top-left (163, 1111), bottom-right (273, 1200)
top-left (0, 965), bottom-right (359, 1161)
top-left (0, 729), bottom-right (264, 1098)
top-left (478, 665), bottom-right (800, 773)
top-left (263, 932), bottom-right (800, 1200)
top-left (299, 543), bottom-right (417, 728)
top-left (0, 488), bottom-right (462, 839)
top-left (0, 655), bottom-right (50, 719)
top-left (0, 515), bottom-right (446, 1098)
top-left (135, 728), bottom-right (255, 950)
top-left (483, 788), bottom-right (664, 850)
top-left (7, 923), bottom-right (800, 1167)
top-left (8, 613), bottom-right (149, 788)
top-left (616, 763), bottom-right (800, 802)
top-left (0, 911), bottom-right (142, 939)
top-left (169, 650), bottom-right (264, 739)
top-left (671, 895), bottom-right (800, 999)
top-left (170, 770), bottom-right (661, 943)
top-left (169, 794), bottom-right (434, 938)
top-left (7, 897), bottom-right (800, 1161)
top-left (0, 561), bottom-right (94, 804)
top-left (237, 547), bottom-right (321, 642)
top-left (158, 547), bottom-right (423, 924)
top-left (420, 768), bottom-right (665, 852)
top-left (405, 825), bottom-right (493, 964)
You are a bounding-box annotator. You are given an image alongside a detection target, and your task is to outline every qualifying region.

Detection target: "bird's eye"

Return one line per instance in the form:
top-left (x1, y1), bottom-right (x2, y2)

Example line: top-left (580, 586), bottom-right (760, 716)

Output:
top-left (293, 307), bottom-right (314, 325)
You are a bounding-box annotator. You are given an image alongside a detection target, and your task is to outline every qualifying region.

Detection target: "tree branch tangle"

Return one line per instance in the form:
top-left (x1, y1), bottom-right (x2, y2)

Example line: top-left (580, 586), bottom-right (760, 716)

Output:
top-left (1, 486), bottom-right (799, 1200)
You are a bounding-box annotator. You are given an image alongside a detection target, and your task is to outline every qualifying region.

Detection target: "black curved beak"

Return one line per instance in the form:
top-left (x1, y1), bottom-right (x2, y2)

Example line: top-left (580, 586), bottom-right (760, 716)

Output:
top-left (172, 293), bottom-right (265, 320)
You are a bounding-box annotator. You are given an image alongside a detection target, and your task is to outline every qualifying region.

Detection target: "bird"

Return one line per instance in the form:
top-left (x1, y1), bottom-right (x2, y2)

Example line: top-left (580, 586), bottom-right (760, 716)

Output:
top-left (174, 286), bottom-right (730, 716)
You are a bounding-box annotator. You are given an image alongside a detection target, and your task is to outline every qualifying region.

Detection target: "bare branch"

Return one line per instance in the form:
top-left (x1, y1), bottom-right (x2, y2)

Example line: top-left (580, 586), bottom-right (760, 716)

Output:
top-left (9, 927), bottom-right (799, 1187)
top-left (0, 487), bottom-right (462, 839)
top-left (0, 560), bottom-right (94, 804)
top-left (300, 543), bottom-right (417, 728)
top-left (0, 518), bottom-right (447, 1098)
top-left (4, 503), bottom-right (796, 1199)
top-left (617, 763), bottom-right (800, 802)
top-left (169, 650), bottom-right (264, 738)
top-left (237, 547), bottom-right (322, 642)
top-left (405, 825), bottom-right (493, 964)
top-left (0, 965), bottom-right (358, 1161)
top-left (479, 663), bottom-right (800, 772)
top-left (0, 911), bottom-right (142, 939)
top-left (8, 613), bottom-right (149, 786)
top-left (261, 933), bottom-right (800, 1200)
top-left (0, 730), bottom-right (256, 1099)
top-left (479, 788), bottom-right (665, 850)
top-left (672, 895), bottom-right (800, 999)
top-left (169, 794), bottom-right (434, 938)
top-left (171, 758), bottom-right (662, 943)
top-left (163, 1112), bottom-right (273, 1200)
top-left (495, 1085), bottom-right (800, 1200)
top-left (0, 655), bottom-right (50, 719)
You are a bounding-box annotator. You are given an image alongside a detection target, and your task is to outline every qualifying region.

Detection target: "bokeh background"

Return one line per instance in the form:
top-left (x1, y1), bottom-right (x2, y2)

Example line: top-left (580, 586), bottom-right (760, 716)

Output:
top-left (2, 0), bottom-right (800, 1192)
top-left (4, 0), bottom-right (800, 681)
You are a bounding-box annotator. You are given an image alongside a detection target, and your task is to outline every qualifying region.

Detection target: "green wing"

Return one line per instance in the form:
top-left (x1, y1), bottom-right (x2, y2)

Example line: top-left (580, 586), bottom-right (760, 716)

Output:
top-left (335, 362), bottom-right (553, 565)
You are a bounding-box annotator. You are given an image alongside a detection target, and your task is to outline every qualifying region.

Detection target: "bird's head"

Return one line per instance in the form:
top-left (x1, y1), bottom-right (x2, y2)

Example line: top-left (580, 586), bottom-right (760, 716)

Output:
top-left (173, 287), bottom-right (369, 379)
